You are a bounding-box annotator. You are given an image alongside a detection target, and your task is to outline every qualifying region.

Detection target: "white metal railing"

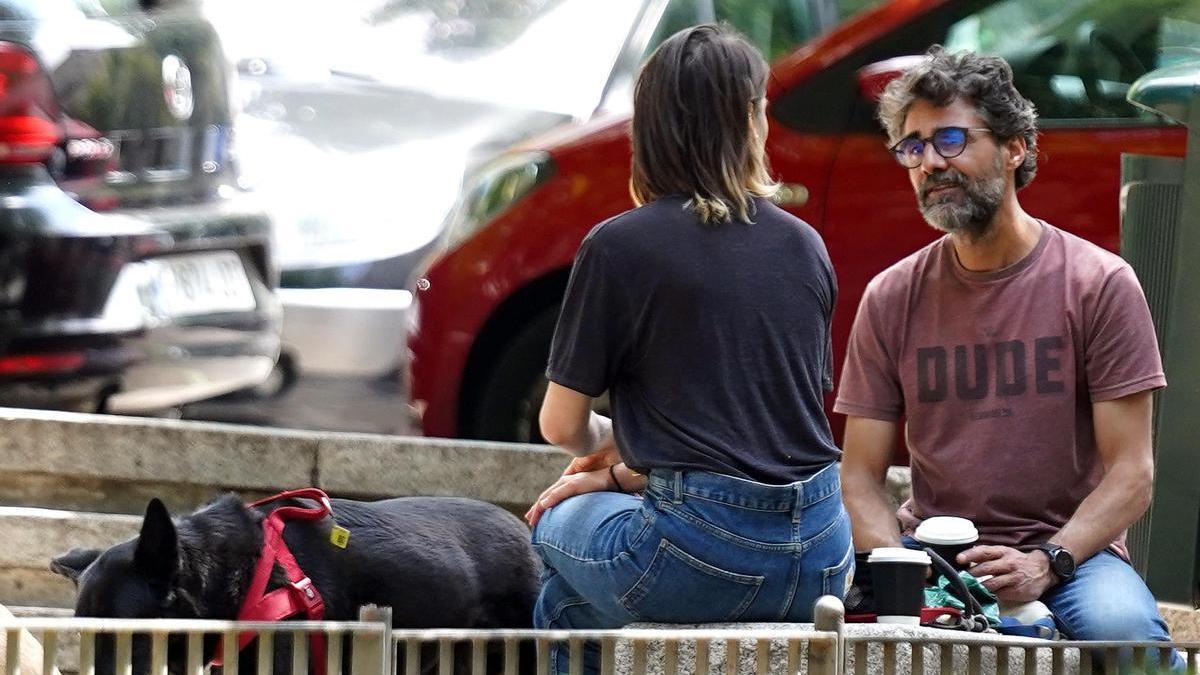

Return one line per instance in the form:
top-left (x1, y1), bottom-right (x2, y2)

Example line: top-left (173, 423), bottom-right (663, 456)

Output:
top-left (2, 598), bottom-right (1198, 674)
top-left (0, 608), bottom-right (392, 675)
top-left (841, 634), bottom-right (1196, 674)
top-left (386, 626), bottom-right (840, 675)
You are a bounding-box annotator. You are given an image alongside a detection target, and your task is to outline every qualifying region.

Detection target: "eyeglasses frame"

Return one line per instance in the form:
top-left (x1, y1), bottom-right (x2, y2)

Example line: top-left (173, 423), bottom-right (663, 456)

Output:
top-left (889, 126), bottom-right (994, 169)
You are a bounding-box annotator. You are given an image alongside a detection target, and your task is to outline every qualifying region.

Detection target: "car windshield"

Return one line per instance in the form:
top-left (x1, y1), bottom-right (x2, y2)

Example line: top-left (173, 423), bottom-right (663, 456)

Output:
top-left (944, 0), bottom-right (1200, 118)
top-left (206, 0), bottom-right (647, 118)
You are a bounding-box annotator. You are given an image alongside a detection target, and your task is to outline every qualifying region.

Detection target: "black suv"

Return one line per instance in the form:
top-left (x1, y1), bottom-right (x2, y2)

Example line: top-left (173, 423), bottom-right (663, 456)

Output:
top-left (0, 0), bottom-right (279, 413)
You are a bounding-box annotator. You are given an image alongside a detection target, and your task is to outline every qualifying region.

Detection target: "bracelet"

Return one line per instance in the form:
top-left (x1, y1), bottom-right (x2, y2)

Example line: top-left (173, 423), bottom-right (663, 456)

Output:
top-left (609, 464), bottom-right (628, 492)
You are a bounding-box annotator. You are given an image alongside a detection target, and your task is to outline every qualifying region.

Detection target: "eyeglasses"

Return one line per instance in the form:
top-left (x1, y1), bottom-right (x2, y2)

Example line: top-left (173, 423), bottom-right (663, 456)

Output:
top-left (890, 126), bottom-right (993, 168)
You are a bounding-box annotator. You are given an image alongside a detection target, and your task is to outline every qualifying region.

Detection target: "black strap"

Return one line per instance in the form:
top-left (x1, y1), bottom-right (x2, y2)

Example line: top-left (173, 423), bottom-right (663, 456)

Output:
top-left (923, 546), bottom-right (990, 633)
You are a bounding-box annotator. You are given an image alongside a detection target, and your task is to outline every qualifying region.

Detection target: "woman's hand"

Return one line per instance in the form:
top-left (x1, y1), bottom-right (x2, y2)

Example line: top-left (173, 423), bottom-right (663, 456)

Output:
top-left (563, 445), bottom-right (622, 476)
top-left (525, 466), bottom-right (614, 527)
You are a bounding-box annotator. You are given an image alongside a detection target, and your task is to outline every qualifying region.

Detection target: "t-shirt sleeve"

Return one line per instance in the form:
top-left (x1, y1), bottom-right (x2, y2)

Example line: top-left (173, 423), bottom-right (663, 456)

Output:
top-left (833, 279), bottom-right (904, 421)
top-left (545, 233), bottom-right (628, 397)
top-left (1086, 265), bottom-right (1166, 402)
top-left (823, 254), bottom-right (838, 393)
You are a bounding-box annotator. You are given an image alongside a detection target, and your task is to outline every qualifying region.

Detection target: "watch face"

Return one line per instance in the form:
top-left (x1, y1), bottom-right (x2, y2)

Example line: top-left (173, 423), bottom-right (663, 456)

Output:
top-left (1052, 549), bottom-right (1076, 577)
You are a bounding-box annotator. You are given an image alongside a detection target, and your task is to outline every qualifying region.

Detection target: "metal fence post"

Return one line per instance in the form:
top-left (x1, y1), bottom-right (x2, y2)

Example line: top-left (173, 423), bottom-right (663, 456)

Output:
top-left (354, 605), bottom-right (394, 675)
top-left (810, 595), bottom-right (845, 675)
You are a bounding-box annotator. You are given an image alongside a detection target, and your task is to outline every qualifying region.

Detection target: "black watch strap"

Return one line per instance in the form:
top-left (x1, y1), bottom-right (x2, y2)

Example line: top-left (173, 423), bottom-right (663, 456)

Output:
top-left (1036, 543), bottom-right (1077, 581)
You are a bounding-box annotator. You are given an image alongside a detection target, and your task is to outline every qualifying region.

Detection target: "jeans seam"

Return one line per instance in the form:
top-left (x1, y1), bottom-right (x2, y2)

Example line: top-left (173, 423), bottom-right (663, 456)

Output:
top-left (537, 540), bottom-right (631, 565)
top-left (777, 553), bottom-right (802, 620)
top-left (657, 502), bottom-right (796, 551)
top-left (802, 489), bottom-right (838, 508)
top-left (821, 541), bottom-right (855, 596)
top-left (669, 492), bottom-right (791, 513)
top-left (546, 597), bottom-right (593, 626)
top-left (628, 508), bottom-right (656, 549)
top-left (801, 509), bottom-right (847, 552)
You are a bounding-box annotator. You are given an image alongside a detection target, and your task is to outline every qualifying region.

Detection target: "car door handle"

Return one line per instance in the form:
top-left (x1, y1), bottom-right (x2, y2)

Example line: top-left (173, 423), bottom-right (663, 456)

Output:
top-left (775, 183), bottom-right (809, 207)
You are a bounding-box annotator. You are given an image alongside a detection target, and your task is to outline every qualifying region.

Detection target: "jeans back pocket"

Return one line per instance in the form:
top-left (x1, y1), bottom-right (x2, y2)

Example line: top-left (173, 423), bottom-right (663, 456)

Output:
top-left (620, 539), bottom-right (764, 623)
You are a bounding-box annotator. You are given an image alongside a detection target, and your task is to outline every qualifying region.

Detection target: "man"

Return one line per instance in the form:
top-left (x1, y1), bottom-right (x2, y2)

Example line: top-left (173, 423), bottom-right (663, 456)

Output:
top-left (835, 46), bottom-right (1176, 649)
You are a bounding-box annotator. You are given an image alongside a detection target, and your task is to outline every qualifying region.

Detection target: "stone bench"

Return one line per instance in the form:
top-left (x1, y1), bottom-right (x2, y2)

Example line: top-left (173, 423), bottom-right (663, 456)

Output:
top-left (614, 622), bottom-right (1085, 674)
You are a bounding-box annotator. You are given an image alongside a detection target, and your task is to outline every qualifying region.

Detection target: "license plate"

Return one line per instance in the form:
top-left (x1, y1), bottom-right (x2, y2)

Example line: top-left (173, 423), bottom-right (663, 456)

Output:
top-left (152, 251), bottom-right (257, 317)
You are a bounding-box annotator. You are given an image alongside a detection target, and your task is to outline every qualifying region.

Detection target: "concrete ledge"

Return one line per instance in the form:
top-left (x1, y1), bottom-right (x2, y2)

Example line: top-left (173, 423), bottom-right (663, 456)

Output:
top-left (0, 508), bottom-right (141, 608)
top-left (885, 466), bottom-right (911, 507)
top-left (1160, 603), bottom-right (1200, 642)
top-left (0, 408), bottom-right (566, 514)
top-left (316, 434), bottom-right (564, 506)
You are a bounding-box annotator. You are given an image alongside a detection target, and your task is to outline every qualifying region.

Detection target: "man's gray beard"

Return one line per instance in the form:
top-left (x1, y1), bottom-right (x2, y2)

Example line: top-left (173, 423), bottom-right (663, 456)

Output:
top-left (918, 171), bottom-right (1006, 241)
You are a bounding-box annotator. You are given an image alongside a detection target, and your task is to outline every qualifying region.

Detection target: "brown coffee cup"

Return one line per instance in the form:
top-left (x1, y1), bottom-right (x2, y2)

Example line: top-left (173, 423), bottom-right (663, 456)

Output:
top-left (868, 547), bottom-right (930, 624)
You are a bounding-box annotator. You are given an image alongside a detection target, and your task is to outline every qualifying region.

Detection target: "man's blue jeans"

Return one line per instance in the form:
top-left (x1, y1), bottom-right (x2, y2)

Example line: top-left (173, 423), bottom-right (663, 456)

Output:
top-left (531, 463), bottom-right (853, 675)
top-left (1043, 551), bottom-right (1183, 670)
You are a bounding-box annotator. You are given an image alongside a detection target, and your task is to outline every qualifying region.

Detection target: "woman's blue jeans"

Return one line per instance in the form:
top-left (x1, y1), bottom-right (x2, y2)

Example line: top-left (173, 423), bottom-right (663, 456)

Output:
top-left (531, 463), bottom-right (853, 675)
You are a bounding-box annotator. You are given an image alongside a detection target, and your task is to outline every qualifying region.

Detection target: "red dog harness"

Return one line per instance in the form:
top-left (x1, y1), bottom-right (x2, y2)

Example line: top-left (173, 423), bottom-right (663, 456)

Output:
top-left (211, 488), bottom-right (333, 674)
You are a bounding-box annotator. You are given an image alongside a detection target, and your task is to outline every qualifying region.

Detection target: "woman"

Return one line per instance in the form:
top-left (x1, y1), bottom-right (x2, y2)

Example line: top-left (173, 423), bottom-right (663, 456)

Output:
top-left (526, 23), bottom-right (851, 673)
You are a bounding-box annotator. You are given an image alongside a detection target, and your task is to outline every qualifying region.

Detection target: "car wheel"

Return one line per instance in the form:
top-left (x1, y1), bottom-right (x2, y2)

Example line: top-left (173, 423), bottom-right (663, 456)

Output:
top-left (248, 350), bottom-right (298, 400)
top-left (217, 351), bottom-right (297, 401)
top-left (469, 310), bottom-right (558, 443)
top-left (469, 310), bottom-right (611, 444)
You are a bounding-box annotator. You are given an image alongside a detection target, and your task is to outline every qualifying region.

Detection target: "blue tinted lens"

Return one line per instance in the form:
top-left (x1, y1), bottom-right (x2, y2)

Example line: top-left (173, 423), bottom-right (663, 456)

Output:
top-left (894, 138), bottom-right (924, 163)
top-left (933, 127), bottom-right (968, 156)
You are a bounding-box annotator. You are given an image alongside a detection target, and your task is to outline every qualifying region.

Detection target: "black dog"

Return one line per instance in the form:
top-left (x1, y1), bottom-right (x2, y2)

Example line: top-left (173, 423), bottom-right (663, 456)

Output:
top-left (51, 493), bottom-right (542, 675)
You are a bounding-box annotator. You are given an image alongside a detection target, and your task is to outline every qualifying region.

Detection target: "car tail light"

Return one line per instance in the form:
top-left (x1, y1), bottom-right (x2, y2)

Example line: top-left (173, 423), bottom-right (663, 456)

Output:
top-left (0, 352), bottom-right (85, 376)
top-left (0, 42), bottom-right (62, 164)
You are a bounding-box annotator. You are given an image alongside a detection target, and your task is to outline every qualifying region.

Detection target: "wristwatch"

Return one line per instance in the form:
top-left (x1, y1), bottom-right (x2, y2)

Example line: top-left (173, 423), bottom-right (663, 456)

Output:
top-left (1036, 543), bottom-right (1077, 581)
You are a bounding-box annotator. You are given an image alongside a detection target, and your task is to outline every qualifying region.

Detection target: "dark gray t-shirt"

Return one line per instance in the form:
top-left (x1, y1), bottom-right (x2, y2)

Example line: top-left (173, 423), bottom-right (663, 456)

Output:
top-left (546, 195), bottom-right (840, 484)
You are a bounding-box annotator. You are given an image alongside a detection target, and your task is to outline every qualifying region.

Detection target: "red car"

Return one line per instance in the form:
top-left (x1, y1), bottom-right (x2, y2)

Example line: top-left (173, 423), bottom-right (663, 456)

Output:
top-left (409, 0), bottom-right (1195, 443)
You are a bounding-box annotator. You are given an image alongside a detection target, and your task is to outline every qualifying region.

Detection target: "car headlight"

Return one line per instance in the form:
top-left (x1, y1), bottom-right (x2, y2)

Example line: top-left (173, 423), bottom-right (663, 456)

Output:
top-left (442, 151), bottom-right (555, 251)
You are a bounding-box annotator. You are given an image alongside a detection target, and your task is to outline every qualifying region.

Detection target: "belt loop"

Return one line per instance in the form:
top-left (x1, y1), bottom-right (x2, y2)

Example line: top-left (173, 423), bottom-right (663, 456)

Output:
top-left (672, 471), bottom-right (684, 504)
top-left (791, 483), bottom-right (804, 523)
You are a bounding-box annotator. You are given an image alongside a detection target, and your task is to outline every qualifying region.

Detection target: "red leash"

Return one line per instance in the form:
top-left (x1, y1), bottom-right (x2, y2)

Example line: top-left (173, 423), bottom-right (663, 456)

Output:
top-left (211, 488), bottom-right (333, 674)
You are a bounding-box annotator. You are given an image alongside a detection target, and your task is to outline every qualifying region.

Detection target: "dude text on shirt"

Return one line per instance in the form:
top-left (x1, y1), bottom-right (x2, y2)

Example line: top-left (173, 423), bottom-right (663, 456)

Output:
top-left (915, 336), bottom-right (1066, 403)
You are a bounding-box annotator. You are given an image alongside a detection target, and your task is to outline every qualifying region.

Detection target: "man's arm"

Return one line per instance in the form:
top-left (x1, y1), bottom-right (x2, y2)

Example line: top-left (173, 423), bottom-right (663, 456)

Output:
top-left (539, 381), bottom-right (614, 457)
top-left (841, 415), bottom-right (903, 550)
top-left (1051, 390), bottom-right (1155, 560)
top-left (963, 390), bottom-right (1155, 600)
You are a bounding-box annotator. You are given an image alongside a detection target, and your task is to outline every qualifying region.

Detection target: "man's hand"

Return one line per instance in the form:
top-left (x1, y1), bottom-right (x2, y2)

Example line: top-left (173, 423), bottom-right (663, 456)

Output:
top-left (959, 545), bottom-right (1057, 603)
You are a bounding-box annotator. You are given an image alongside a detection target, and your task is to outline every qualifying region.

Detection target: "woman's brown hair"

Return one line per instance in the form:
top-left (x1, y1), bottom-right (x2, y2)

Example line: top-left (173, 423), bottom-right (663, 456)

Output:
top-left (630, 23), bottom-right (777, 225)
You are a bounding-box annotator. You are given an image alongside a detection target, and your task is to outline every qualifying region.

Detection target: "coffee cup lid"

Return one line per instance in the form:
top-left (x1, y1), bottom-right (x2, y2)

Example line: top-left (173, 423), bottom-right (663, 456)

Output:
top-left (913, 516), bottom-right (979, 546)
top-left (867, 547), bottom-right (931, 564)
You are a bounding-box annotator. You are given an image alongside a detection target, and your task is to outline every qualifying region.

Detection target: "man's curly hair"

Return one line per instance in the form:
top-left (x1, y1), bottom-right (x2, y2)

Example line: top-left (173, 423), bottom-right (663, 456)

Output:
top-left (878, 46), bottom-right (1040, 189)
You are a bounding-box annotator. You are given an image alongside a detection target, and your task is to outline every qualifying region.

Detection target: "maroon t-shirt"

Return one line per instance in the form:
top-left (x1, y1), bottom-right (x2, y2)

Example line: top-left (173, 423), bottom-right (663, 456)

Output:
top-left (834, 222), bottom-right (1165, 557)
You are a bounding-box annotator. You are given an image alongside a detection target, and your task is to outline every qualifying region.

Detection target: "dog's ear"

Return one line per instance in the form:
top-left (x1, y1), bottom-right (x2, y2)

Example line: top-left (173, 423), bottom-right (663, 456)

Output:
top-left (50, 547), bottom-right (101, 583)
top-left (134, 498), bottom-right (178, 580)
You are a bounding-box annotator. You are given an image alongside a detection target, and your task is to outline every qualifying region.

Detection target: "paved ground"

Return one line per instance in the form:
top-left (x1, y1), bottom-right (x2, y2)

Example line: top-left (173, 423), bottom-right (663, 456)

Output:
top-left (182, 374), bottom-right (418, 436)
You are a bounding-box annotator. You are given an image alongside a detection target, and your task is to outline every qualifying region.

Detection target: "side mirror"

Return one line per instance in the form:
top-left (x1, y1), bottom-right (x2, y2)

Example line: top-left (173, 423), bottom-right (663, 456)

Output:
top-left (856, 55), bottom-right (927, 102)
top-left (1126, 63), bottom-right (1200, 126)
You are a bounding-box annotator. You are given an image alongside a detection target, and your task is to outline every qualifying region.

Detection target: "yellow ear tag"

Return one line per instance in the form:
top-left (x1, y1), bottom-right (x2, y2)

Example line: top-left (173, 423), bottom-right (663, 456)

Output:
top-left (330, 525), bottom-right (350, 549)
